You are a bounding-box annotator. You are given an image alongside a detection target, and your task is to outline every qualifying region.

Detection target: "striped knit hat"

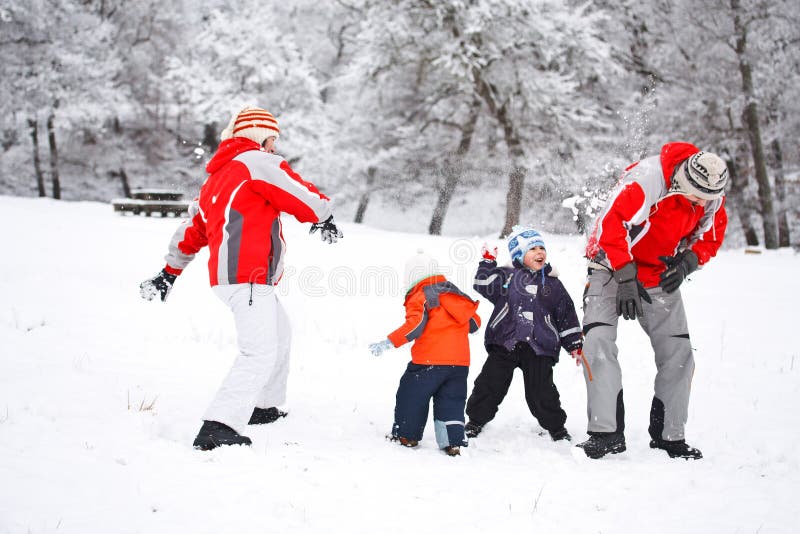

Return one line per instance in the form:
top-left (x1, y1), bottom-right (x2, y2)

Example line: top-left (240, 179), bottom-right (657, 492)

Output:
top-left (220, 106), bottom-right (280, 146)
top-left (673, 151), bottom-right (728, 200)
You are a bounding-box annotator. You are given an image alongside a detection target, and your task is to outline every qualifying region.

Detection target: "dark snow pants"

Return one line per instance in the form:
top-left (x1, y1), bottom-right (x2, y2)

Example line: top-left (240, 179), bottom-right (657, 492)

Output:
top-left (582, 269), bottom-right (695, 441)
top-left (465, 343), bottom-right (567, 433)
top-left (392, 363), bottom-right (469, 448)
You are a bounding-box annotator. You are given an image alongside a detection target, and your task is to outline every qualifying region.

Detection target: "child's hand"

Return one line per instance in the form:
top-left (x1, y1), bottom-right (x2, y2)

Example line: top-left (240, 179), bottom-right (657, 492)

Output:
top-left (481, 243), bottom-right (498, 262)
top-left (570, 348), bottom-right (584, 367)
top-left (368, 339), bottom-right (393, 357)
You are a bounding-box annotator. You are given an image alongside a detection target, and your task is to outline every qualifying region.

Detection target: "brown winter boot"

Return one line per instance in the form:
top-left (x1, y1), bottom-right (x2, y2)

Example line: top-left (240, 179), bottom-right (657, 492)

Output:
top-left (443, 446), bottom-right (461, 457)
top-left (386, 434), bottom-right (419, 448)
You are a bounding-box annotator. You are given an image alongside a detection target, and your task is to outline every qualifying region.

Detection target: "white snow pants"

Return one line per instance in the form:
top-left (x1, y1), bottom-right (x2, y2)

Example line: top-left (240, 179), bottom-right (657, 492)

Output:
top-left (203, 284), bottom-right (291, 435)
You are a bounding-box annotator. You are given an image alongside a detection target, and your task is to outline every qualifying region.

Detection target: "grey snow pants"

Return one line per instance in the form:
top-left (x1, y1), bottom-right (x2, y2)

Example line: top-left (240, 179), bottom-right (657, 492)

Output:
top-left (582, 269), bottom-right (695, 441)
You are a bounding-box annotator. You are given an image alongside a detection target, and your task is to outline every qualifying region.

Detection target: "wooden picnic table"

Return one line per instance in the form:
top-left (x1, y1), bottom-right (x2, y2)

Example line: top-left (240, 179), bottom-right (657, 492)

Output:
top-left (130, 189), bottom-right (186, 202)
top-left (111, 189), bottom-right (190, 217)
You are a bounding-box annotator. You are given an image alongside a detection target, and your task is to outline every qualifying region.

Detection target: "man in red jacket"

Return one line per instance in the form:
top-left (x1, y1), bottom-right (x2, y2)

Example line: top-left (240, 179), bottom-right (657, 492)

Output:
top-left (139, 106), bottom-right (342, 450)
top-left (577, 142), bottom-right (728, 460)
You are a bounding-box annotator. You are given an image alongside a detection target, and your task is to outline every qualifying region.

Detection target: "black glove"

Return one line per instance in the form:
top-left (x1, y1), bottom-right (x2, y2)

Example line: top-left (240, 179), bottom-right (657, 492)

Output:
top-left (614, 263), bottom-right (652, 320)
top-left (658, 249), bottom-right (699, 293)
top-left (309, 215), bottom-right (343, 244)
top-left (139, 269), bottom-right (177, 302)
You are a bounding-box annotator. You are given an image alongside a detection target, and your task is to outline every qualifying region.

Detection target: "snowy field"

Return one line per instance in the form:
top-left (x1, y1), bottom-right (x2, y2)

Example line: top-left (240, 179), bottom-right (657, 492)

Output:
top-left (1, 195), bottom-right (799, 534)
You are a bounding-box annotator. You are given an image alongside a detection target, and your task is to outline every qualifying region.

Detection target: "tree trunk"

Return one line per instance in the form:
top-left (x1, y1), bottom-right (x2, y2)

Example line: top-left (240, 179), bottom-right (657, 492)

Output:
top-left (202, 122), bottom-right (219, 153)
top-left (731, 0), bottom-right (777, 249)
top-left (725, 153), bottom-right (759, 246)
top-left (770, 138), bottom-right (790, 247)
top-left (497, 111), bottom-right (527, 238)
top-left (28, 118), bottom-right (46, 197)
top-left (119, 167), bottom-right (132, 198)
top-left (442, 6), bottom-right (528, 238)
top-left (428, 100), bottom-right (481, 235)
top-left (429, 170), bottom-right (459, 236)
top-left (46, 111), bottom-right (61, 200)
top-left (354, 166), bottom-right (376, 224)
top-left (471, 74), bottom-right (527, 237)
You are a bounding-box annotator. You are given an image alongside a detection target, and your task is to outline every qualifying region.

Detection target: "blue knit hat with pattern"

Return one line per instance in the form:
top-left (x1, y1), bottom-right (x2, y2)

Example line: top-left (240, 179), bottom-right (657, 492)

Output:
top-left (507, 226), bottom-right (545, 264)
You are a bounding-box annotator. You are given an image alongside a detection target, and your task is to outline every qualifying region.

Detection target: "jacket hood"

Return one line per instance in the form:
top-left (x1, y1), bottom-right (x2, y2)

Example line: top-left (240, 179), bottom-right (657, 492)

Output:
top-left (407, 275), bottom-right (478, 325)
top-left (206, 138), bottom-right (263, 174)
top-left (660, 142), bottom-right (700, 187)
top-left (406, 274), bottom-right (447, 298)
top-left (439, 293), bottom-right (479, 325)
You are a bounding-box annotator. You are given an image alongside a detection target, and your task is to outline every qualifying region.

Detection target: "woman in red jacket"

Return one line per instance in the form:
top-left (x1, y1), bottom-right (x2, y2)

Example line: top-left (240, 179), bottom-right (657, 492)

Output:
top-left (369, 251), bottom-right (481, 456)
top-left (140, 106), bottom-right (343, 450)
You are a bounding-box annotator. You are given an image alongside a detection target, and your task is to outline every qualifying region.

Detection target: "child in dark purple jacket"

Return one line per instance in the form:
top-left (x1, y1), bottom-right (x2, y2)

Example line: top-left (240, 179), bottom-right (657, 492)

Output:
top-left (465, 227), bottom-right (584, 441)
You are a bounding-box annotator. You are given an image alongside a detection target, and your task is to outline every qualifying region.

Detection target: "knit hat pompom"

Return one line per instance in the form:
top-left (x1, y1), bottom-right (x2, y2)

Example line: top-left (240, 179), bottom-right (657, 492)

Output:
top-left (220, 106), bottom-right (280, 146)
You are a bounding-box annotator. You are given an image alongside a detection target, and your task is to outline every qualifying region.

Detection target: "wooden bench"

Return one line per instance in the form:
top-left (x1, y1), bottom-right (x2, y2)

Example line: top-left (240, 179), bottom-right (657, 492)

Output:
top-left (111, 189), bottom-right (191, 217)
top-left (130, 189), bottom-right (185, 202)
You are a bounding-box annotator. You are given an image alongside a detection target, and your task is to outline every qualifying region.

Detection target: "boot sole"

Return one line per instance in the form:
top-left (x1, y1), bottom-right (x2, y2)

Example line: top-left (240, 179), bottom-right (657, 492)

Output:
top-left (192, 438), bottom-right (252, 451)
top-left (248, 410), bottom-right (288, 425)
top-left (581, 442), bottom-right (626, 459)
top-left (649, 440), bottom-right (703, 459)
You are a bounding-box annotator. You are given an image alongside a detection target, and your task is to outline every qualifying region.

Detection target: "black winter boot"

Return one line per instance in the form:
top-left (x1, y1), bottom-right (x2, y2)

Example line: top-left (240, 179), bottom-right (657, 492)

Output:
top-left (465, 421), bottom-right (483, 438)
top-left (248, 407), bottom-right (288, 425)
top-left (192, 420), bottom-right (252, 451)
top-left (549, 428), bottom-right (572, 442)
top-left (576, 432), bottom-right (626, 459)
top-left (650, 438), bottom-right (703, 459)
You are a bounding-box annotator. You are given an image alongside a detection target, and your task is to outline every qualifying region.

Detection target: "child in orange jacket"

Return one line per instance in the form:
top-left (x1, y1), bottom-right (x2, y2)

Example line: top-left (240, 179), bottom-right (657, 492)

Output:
top-left (369, 251), bottom-right (481, 456)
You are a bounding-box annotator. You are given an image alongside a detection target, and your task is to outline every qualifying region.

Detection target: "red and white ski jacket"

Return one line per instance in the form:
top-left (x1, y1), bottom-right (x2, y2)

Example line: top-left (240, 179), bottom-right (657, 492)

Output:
top-left (585, 142), bottom-right (728, 288)
top-left (163, 138), bottom-right (333, 286)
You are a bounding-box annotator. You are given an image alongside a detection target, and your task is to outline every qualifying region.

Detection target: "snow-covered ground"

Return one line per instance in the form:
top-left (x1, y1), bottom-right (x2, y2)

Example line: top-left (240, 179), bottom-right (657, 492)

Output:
top-left (1, 195), bottom-right (798, 534)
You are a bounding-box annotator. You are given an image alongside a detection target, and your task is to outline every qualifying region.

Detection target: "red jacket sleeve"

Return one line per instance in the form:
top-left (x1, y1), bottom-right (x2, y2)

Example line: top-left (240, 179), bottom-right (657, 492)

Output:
top-left (690, 199), bottom-right (728, 266)
top-left (248, 159), bottom-right (333, 224)
top-left (597, 182), bottom-right (647, 270)
top-left (164, 201), bottom-right (208, 275)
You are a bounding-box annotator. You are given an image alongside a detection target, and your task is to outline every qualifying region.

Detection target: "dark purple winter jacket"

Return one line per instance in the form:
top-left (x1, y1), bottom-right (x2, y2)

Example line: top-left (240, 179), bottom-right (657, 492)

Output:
top-left (473, 260), bottom-right (582, 360)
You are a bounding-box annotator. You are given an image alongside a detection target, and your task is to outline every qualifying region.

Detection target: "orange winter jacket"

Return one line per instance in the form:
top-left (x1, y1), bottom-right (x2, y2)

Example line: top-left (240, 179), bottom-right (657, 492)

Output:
top-left (387, 275), bottom-right (481, 366)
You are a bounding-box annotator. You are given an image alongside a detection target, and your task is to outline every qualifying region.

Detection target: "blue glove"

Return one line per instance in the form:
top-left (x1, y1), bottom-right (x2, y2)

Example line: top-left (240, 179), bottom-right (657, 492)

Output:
top-left (368, 339), bottom-right (393, 357)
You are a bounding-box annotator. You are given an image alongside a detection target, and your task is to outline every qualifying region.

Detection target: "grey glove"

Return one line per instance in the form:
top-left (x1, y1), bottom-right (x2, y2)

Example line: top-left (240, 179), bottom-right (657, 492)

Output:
top-left (140, 269), bottom-right (177, 302)
top-left (658, 250), bottom-right (699, 293)
top-left (614, 263), bottom-right (652, 320)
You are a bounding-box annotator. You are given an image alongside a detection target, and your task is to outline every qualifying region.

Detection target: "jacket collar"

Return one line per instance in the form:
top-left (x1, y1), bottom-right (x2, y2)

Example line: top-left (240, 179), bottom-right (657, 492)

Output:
top-left (205, 138), bottom-right (263, 174)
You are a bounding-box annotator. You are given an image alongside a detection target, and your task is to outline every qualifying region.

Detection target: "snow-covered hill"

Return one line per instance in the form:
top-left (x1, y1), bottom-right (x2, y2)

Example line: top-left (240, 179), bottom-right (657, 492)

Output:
top-left (1, 196), bottom-right (798, 534)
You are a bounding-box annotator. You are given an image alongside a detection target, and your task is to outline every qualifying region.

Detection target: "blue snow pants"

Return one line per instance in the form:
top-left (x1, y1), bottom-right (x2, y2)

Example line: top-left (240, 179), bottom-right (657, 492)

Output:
top-left (392, 363), bottom-right (469, 448)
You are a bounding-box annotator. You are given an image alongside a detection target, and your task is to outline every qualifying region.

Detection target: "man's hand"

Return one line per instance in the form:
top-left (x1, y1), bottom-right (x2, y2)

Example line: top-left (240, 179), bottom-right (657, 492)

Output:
top-left (368, 339), bottom-right (393, 357)
top-left (614, 263), bottom-right (652, 320)
top-left (309, 216), bottom-right (343, 244)
top-left (139, 269), bottom-right (177, 302)
top-left (658, 249), bottom-right (699, 293)
top-left (481, 243), bottom-right (498, 262)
